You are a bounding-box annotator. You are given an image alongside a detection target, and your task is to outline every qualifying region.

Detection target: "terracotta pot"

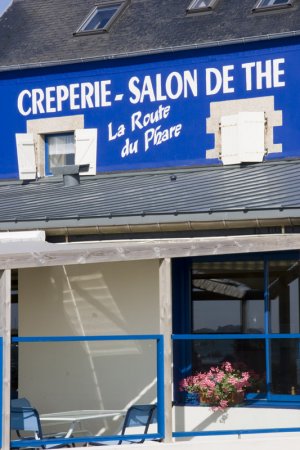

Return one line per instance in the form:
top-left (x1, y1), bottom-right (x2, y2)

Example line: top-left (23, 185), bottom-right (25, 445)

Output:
top-left (200, 391), bottom-right (244, 406)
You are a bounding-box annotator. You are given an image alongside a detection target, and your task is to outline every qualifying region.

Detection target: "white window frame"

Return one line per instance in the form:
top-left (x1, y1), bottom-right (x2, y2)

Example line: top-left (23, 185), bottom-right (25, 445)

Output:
top-left (187, 0), bottom-right (218, 13)
top-left (253, 0), bottom-right (293, 12)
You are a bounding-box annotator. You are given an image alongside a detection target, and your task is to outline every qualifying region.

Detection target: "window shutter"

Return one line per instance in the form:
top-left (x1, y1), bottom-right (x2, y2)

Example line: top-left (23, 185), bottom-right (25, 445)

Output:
top-left (238, 112), bottom-right (265, 163)
top-left (220, 114), bottom-right (240, 165)
top-left (220, 112), bottom-right (266, 165)
top-left (15, 133), bottom-right (36, 180)
top-left (75, 128), bottom-right (97, 176)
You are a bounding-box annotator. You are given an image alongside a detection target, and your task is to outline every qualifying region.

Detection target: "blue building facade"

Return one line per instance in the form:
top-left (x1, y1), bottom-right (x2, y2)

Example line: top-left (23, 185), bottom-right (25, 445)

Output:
top-left (1, 39), bottom-right (300, 178)
top-left (2, 0), bottom-right (300, 449)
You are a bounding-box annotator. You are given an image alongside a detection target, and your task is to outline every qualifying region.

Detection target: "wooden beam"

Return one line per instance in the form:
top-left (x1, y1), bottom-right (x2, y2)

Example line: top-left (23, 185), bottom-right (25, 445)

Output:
top-left (0, 234), bottom-right (299, 269)
top-left (0, 270), bottom-right (11, 450)
top-left (159, 258), bottom-right (173, 444)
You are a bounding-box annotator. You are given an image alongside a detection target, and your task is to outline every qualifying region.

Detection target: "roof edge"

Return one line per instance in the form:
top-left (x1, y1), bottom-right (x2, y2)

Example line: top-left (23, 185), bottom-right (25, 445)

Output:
top-left (1, 210), bottom-right (300, 232)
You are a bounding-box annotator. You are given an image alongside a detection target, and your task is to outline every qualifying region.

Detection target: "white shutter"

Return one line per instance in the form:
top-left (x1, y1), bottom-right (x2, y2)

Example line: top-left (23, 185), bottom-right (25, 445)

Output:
top-left (238, 112), bottom-right (265, 163)
top-left (220, 112), bottom-right (266, 165)
top-left (15, 133), bottom-right (36, 180)
top-left (220, 114), bottom-right (240, 165)
top-left (75, 128), bottom-right (97, 176)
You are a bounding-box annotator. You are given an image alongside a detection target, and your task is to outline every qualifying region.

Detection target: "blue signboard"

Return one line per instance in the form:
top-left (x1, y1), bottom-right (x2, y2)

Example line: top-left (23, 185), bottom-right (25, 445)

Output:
top-left (1, 38), bottom-right (300, 179)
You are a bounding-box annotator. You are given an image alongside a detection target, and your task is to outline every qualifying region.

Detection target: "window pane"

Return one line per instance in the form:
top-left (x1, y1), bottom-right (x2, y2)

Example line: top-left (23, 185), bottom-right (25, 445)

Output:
top-left (192, 261), bottom-right (264, 334)
top-left (193, 300), bottom-right (241, 333)
top-left (193, 339), bottom-right (266, 392)
top-left (271, 339), bottom-right (300, 395)
top-left (83, 6), bottom-right (120, 31)
top-left (46, 134), bottom-right (75, 174)
top-left (189, 0), bottom-right (212, 8)
top-left (269, 260), bottom-right (300, 333)
top-left (259, 0), bottom-right (290, 6)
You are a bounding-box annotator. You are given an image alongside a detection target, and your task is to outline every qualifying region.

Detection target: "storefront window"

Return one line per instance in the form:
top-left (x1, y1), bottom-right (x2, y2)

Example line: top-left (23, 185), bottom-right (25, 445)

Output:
top-left (192, 261), bottom-right (265, 335)
top-left (271, 339), bottom-right (300, 395)
top-left (269, 260), bottom-right (300, 334)
top-left (173, 253), bottom-right (300, 404)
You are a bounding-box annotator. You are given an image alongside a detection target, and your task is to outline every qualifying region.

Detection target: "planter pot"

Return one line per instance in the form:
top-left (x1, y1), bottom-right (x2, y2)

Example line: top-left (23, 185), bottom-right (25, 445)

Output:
top-left (200, 391), bottom-right (245, 407)
top-left (184, 392), bottom-right (200, 405)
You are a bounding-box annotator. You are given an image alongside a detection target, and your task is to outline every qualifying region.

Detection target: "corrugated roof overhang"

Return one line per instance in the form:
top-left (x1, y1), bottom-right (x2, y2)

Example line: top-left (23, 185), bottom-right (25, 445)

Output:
top-left (0, 160), bottom-right (299, 234)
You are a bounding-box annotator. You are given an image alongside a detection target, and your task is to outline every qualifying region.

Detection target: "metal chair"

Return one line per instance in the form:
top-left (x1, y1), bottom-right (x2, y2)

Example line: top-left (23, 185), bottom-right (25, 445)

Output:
top-left (11, 406), bottom-right (72, 449)
top-left (87, 404), bottom-right (158, 446)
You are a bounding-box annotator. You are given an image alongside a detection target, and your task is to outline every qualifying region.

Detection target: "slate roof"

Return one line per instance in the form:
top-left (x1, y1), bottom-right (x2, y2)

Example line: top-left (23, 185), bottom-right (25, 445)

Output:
top-left (0, 160), bottom-right (300, 232)
top-left (0, 0), bottom-right (300, 70)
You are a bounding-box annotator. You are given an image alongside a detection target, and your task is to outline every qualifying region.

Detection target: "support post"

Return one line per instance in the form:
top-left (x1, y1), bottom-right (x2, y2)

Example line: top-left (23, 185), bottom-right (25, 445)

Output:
top-left (0, 270), bottom-right (11, 450)
top-left (159, 258), bottom-right (173, 443)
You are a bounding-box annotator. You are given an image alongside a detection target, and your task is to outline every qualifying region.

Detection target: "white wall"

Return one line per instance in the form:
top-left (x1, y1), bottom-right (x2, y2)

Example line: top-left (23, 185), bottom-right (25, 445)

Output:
top-left (174, 405), bottom-right (300, 433)
top-left (18, 260), bottom-right (160, 433)
top-left (76, 434), bottom-right (300, 450)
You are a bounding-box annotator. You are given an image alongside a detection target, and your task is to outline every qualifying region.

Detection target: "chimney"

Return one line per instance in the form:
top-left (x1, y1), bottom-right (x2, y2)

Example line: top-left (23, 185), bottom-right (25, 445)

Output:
top-left (51, 165), bottom-right (81, 186)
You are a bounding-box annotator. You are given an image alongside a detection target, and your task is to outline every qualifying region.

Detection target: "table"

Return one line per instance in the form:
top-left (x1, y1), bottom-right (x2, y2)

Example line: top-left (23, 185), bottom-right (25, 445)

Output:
top-left (40, 409), bottom-right (126, 438)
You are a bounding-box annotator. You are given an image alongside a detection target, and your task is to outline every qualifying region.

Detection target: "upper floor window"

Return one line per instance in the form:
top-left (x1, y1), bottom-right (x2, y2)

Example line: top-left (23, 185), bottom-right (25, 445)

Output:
top-left (75, 1), bottom-right (127, 34)
top-left (45, 133), bottom-right (75, 176)
top-left (253, 0), bottom-right (293, 11)
top-left (187, 0), bottom-right (218, 12)
top-left (16, 115), bottom-right (97, 180)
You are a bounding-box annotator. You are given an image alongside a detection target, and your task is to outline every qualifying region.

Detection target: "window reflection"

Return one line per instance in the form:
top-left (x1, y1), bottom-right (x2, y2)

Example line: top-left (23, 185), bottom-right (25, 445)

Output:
top-left (174, 256), bottom-right (300, 404)
top-left (269, 260), bottom-right (300, 334)
top-left (271, 339), bottom-right (300, 395)
top-left (192, 261), bottom-right (265, 334)
top-left (189, 261), bottom-right (266, 394)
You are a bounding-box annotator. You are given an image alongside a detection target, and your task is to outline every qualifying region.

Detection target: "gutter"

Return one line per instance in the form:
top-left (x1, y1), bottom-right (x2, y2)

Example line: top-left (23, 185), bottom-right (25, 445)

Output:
top-left (1, 209), bottom-right (300, 233)
top-left (0, 30), bottom-right (300, 72)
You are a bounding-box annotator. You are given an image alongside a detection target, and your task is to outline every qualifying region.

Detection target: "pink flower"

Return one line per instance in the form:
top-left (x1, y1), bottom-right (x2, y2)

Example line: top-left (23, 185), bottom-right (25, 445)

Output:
top-left (180, 361), bottom-right (259, 411)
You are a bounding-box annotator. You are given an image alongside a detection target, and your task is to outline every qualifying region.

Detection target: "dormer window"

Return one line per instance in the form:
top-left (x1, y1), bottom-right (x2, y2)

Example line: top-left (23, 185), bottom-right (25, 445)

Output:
top-left (187, 0), bottom-right (218, 12)
top-left (253, 0), bottom-right (293, 11)
top-left (75, 1), bottom-right (127, 34)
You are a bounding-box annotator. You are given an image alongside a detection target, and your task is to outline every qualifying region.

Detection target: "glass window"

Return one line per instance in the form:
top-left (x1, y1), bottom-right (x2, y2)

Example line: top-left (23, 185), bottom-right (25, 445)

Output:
top-left (189, 260), bottom-right (266, 393)
top-left (192, 261), bottom-right (265, 334)
top-left (191, 339), bottom-right (266, 392)
top-left (45, 133), bottom-right (75, 176)
top-left (173, 253), bottom-right (300, 405)
top-left (254, 0), bottom-right (293, 10)
top-left (76, 2), bottom-right (125, 33)
top-left (187, 0), bottom-right (217, 12)
top-left (271, 339), bottom-right (300, 395)
top-left (269, 260), bottom-right (300, 333)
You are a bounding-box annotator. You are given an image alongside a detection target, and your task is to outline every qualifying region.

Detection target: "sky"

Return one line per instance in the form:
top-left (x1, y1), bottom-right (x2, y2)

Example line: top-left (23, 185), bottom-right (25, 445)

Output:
top-left (0, 0), bottom-right (12, 15)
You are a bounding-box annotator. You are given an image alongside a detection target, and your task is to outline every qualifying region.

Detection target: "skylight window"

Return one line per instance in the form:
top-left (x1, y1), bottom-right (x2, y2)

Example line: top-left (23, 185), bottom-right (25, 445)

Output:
top-left (75, 1), bottom-right (126, 34)
top-left (187, 0), bottom-right (218, 12)
top-left (253, 0), bottom-right (293, 11)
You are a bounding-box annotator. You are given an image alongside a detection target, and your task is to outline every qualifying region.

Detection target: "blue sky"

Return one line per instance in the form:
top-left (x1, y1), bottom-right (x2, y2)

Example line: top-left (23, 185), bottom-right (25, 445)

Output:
top-left (0, 0), bottom-right (11, 15)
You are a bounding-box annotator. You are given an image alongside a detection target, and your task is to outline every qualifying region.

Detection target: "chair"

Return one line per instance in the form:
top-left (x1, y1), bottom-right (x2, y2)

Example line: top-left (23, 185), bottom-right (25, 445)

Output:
top-left (11, 406), bottom-right (72, 449)
top-left (11, 397), bottom-right (32, 408)
top-left (87, 404), bottom-right (158, 446)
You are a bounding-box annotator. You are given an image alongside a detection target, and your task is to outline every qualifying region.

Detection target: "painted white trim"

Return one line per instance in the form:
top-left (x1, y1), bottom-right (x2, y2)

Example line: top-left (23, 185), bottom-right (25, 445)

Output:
top-left (0, 231), bottom-right (45, 242)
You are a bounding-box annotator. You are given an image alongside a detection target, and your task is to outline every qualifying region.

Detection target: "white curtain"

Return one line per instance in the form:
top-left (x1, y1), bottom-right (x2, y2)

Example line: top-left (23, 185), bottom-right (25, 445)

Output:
top-left (48, 134), bottom-right (75, 155)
